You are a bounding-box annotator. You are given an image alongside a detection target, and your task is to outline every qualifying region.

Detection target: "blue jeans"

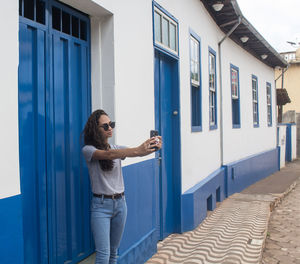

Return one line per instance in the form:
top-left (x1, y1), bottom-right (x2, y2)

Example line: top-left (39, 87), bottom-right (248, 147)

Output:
top-left (91, 195), bottom-right (127, 264)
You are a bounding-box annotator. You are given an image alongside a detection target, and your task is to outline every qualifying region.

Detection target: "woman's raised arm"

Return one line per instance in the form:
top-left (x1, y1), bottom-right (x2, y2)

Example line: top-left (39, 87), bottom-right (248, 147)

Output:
top-left (92, 136), bottom-right (162, 160)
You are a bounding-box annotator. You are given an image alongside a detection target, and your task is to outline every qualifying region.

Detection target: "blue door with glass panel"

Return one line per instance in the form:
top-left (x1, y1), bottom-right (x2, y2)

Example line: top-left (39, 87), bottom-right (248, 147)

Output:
top-left (18, 1), bottom-right (92, 263)
top-left (153, 2), bottom-right (181, 241)
top-left (154, 50), bottom-right (181, 240)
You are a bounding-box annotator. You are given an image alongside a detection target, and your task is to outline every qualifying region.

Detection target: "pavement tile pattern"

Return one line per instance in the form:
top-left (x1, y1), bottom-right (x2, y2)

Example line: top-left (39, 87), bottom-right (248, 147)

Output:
top-left (146, 197), bottom-right (271, 264)
top-left (262, 177), bottom-right (300, 264)
top-left (79, 160), bottom-right (300, 264)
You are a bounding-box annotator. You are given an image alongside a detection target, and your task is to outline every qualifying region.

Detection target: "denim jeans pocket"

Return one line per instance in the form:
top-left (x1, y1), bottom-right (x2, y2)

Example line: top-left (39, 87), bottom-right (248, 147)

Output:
top-left (91, 197), bottom-right (107, 210)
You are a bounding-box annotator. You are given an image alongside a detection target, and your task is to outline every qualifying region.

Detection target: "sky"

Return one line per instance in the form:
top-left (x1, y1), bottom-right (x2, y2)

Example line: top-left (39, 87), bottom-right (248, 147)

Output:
top-left (237, 0), bottom-right (300, 53)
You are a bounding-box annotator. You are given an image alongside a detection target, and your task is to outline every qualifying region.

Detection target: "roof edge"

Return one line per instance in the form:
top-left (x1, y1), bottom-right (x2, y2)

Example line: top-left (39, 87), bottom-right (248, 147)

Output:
top-left (231, 0), bottom-right (287, 67)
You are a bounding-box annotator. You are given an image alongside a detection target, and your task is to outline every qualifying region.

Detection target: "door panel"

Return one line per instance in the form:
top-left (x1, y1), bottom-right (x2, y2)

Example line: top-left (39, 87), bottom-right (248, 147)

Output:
top-left (50, 34), bottom-right (92, 263)
top-left (19, 23), bottom-right (48, 264)
top-left (155, 51), bottom-right (181, 240)
top-left (19, 1), bottom-right (92, 263)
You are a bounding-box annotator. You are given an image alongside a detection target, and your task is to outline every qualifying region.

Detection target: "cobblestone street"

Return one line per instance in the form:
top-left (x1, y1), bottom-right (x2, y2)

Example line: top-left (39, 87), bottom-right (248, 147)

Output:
top-left (262, 177), bottom-right (300, 264)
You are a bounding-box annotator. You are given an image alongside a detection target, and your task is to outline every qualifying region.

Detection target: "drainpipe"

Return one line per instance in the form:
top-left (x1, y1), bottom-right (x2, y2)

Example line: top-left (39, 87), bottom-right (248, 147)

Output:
top-left (218, 16), bottom-right (241, 166)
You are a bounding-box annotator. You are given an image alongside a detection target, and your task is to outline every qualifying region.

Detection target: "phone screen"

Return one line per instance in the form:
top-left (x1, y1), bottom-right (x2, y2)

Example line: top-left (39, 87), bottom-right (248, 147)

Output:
top-left (150, 130), bottom-right (159, 138)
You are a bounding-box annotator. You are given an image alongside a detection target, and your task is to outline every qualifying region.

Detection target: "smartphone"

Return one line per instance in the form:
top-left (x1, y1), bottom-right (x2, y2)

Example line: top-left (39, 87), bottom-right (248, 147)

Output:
top-left (150, 130), bottom-right (159, 151)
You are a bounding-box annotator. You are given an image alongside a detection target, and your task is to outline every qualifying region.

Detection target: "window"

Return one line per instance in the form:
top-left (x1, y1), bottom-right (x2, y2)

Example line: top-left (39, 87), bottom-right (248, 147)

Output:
top-left (190, 36), bottom-right (200, 86)
top-left (230, 64), bottom-right (240, 128)
top-left (153, 6), bottom-right (178, 55)
top-left (266, 82), bottom-right (272, 126)
top-left (20, 0), bottom-right (45, 25)
top-left (190, 31), bottom-right (201, 131)
top-left (209, 48), bottom-right (217, 129)
top-left (252, 75), bottom-right (259, 127)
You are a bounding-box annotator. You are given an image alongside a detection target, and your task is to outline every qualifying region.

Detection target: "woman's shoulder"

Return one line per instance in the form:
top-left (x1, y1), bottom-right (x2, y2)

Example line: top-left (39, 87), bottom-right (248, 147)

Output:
top-left (82, 145), bottom-right (97, 154)
top-left (82, 144), bottom-right (96, 150)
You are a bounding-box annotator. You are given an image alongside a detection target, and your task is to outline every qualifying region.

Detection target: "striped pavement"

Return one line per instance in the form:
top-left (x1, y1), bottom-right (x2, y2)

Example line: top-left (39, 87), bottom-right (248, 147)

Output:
top-left (146, 193), bottom-right (279, 264)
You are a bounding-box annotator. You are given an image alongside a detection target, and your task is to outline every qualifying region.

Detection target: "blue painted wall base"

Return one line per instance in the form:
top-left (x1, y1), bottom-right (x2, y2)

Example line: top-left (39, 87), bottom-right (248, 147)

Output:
top-left (225, 148), bottom-right (279, 196)
top-left (181, 148), bottom-right (279, 233)
top-left (181, 168), bottom-right (226, 232)
top-left (0, 195), bottom-right (24, 264)
top-left (118, 159), bottom-right (159, 264)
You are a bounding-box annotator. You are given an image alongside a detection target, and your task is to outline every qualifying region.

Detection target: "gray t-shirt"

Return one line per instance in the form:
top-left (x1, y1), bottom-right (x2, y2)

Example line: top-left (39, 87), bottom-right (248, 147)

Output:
top-left (82, 144), bottom-right (126, 195)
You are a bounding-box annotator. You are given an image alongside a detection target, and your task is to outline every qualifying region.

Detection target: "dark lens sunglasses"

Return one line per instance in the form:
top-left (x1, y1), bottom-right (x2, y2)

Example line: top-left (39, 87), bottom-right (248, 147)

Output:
top-left (100, 121), bottom-right (115, 131)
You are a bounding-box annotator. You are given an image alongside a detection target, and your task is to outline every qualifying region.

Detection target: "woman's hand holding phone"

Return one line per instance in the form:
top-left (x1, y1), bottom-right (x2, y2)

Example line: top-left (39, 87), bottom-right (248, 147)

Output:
top-left (150, 130), bottom-right (161, 151)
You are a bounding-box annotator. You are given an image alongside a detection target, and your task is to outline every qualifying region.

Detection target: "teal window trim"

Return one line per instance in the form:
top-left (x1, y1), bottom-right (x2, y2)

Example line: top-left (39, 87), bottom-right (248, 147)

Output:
top-left (252, 74), bottom-right (259, 127)
top-left (266, 82), bottom-right (272, 126)
top-left (209, 47), bottom-right (217, 130)
top-left (230, 64), bottom-right (241, 128)
top-left (190, 29), bottom-right (202, 132)
top-left (153, 1), bottom-right (179, 58)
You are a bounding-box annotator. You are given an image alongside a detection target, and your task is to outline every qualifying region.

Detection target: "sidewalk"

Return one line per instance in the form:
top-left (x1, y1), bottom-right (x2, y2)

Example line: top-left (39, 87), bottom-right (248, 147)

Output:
top-left (146, 159), bottom-right (300, 264)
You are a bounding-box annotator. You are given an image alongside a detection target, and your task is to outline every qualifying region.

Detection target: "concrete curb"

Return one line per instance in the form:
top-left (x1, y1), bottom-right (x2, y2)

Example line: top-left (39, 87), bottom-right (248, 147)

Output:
top-left (269, 181), bottom-right (297, 211)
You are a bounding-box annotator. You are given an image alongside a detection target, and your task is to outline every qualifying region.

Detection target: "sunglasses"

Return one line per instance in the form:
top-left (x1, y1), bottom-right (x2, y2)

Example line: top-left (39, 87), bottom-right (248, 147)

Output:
top-left (99, 121), bottom-right (116, 131)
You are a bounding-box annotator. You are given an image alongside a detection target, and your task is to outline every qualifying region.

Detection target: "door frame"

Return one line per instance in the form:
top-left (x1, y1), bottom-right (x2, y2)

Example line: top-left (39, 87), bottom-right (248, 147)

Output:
top-left (154, 48), bottom-right (182, 240)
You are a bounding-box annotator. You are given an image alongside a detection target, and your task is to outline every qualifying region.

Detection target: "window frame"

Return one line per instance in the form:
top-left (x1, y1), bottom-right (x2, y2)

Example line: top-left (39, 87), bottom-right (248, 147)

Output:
top-left (230, 64), bottom-right (241, 128)
top-left (208, 47), bottom-right (217, 130)
top-left (153, 4), bottom-right (179, 57)
top-left (266, 82), bottom-right (272, 127)
top-left (252, 75), bottom-right (259, 127)
top-left (190, 36), bottom-right (200, 86)
top-left (189, 29), bottom-right (202, 132)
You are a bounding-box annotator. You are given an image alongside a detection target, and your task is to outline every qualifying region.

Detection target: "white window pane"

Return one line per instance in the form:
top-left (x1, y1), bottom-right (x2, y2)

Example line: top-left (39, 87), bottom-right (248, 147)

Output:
top-left (154, 12), bottom-right (161, 43)
top-left (190, 39), bottom-right (195, 60)
top-left (190, 37), bottom-right (199, 62)
top-left (162, 17), bottom-right (169, 46)
top-left (209, 54), bottom-right (215, 72)
top-left (193, 63), bottom-right (197, 81)
top-left (231, 70), bottom-right (238, 97)
top-left (209, 74), bottom-right (214, 90)
top-left (194, 42), bottom-right (199, 62)
top-left (170, 23), bottom-right (176, 51)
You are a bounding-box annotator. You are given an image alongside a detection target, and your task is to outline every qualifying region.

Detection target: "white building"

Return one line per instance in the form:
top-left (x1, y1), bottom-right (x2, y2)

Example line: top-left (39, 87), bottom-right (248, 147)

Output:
top-left (0, 0), bottom-right (287, 263)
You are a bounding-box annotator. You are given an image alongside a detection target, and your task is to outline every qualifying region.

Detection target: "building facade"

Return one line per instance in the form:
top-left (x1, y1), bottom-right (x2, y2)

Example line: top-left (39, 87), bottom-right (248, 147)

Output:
top-left (276, 48), bottom-right (300, 113)
top-left (0, 0), bottom-right (287, 264)
top-left (276, 49), bottom-right (300, 157)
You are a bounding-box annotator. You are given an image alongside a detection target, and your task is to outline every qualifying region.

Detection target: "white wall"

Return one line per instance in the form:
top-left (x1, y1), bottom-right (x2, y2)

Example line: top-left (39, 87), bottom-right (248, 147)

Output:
top-left (154, 0), bottom-right (278, 192)
top-left (0, 0), bottom-right (20, 199)
top-left (221, 40), bottom-right (277, 164)
top-left (159, 0), bottom-right (222, 193)
top-left (278, 125), bottom-right (286, 168)
top-left (112, 0), bottom-right (156, 166)
top-left (8, 0), bottom-right (279, 198)
top-left (292, 125), bottom-right (297, 160)
top-left (86, 0), bottom-right (278, 192)
top-left (62, 0), bottom-right (157, 166)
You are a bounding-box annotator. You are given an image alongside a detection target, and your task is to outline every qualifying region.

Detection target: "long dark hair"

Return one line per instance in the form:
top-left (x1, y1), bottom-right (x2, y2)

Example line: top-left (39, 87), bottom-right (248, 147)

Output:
top-left (83, 109), bottom-right (114, 171)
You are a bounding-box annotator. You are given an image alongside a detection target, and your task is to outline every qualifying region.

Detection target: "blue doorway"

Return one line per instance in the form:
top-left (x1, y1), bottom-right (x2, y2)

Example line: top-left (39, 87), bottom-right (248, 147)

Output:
top-left (154, 50), bottom-right (181, 240)
top-left (18, 1), bottom-right (92, 263)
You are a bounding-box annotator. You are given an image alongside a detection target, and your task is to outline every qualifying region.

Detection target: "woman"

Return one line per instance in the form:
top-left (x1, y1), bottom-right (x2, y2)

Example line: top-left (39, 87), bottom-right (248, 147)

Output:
top-left (82, 109), bottom-right (161, 264)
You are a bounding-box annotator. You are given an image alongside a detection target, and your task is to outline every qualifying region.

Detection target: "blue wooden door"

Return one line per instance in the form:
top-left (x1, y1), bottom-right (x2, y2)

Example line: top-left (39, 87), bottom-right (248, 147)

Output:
top-left (285, 124), bottom-right (292, 162)
top-left (154, 51), bottom-right (181, 240)
top-left (19, 20), bottom-right (48, 264)
top-left (18, 1), bottom-right (92, 263)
